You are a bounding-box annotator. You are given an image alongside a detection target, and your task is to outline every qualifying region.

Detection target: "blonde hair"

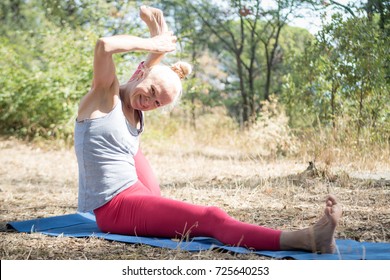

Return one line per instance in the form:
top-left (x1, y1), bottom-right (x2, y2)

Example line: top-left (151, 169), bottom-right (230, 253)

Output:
top-left (170, 61), bottom-right (192, 80)
top-left (157, 61), bottom-right (191, 112)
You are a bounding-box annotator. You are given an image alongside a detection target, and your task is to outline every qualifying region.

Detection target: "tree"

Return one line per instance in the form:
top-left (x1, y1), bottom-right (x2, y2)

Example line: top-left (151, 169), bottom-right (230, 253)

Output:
top-left (161, 0), bottom-right (312, 125)
top-left (282, 11), bottom-right (390, 143)
top-left (364, 0), bottom-right (390, 33)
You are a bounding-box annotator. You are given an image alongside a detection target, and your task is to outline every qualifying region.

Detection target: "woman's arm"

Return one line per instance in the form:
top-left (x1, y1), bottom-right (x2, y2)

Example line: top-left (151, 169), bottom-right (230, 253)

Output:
top-left (92, 33), bottom-right (176, 90)
top-left (140, 6), bottom-right (169, 68)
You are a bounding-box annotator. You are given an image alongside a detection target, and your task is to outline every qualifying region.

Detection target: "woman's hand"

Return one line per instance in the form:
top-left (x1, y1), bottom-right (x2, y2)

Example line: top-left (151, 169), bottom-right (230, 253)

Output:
top-left (149, 31), bottom-right (177, 54)
top-left (139, 6), bottom-right (167, 37)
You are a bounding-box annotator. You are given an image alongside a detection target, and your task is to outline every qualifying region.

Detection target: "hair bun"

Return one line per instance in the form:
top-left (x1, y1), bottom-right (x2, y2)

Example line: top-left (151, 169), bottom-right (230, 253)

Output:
top-left (170, 61), bottom-right (192, 80)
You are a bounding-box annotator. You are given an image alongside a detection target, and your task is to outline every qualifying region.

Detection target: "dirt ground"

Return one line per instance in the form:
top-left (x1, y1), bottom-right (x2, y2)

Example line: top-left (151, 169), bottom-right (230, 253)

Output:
top-left (1, 137), bottom-right (389, 260)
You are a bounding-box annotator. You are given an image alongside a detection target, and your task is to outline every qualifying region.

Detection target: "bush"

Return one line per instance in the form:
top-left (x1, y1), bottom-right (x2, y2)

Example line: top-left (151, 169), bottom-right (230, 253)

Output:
top-left (0, 26), bottom-right (95, 142)
top-left (244, 95), bottom-right (299, 157)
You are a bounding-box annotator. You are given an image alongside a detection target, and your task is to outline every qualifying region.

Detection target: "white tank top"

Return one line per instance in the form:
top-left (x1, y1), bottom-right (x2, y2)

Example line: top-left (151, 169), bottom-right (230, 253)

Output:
top-left (74, 99), bottom-right (143, 212)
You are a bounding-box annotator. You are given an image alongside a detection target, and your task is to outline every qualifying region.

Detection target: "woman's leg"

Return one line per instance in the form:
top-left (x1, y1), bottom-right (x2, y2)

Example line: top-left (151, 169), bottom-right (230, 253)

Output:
top-left (134, 148), bottom-right (161, 196)
top-left (95, 182), bottom-right (281, 251)
top-left (95, 187), bottom-right (342, 252)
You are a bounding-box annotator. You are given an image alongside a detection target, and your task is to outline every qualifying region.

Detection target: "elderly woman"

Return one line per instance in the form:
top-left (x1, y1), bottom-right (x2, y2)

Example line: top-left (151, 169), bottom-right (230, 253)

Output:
top-left (74, 6), bottom-right (342, 253)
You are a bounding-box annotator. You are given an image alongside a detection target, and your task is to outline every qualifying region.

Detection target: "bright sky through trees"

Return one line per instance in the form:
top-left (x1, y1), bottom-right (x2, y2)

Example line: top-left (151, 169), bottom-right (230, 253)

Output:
top-left (262, 0), bottom-right (359, 34)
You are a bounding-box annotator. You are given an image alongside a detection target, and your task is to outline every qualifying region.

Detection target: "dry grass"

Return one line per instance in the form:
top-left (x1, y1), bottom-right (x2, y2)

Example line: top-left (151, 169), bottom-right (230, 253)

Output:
top-left (1, 123), bottom-right (389, 260)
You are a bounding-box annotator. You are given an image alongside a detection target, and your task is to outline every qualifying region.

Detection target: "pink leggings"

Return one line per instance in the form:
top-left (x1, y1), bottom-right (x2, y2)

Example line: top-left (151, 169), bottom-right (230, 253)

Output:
top-left (94, 149), bottom-right (282, 250)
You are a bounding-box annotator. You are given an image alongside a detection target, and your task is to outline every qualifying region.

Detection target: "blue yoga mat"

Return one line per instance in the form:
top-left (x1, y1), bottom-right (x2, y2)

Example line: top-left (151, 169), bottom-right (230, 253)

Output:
top-left (7, 212), bottom-right (390, 260)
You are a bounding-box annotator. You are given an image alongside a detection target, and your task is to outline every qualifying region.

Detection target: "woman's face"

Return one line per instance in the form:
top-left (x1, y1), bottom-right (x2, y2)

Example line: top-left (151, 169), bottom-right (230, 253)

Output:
top-left (128, 66), bottom-right (180, 111)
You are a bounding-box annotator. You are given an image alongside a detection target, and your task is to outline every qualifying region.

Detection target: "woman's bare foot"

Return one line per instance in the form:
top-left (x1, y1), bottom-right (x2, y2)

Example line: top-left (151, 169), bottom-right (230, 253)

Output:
top-left (279, 195), bottom-right (342, 253)
top-left (310, 194), bottom-right (342, 253)
top-left (139, 5), bottom-right (167, 36)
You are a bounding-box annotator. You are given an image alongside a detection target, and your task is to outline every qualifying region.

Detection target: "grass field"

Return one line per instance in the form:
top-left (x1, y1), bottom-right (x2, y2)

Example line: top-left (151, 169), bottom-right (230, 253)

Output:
top-left (1, 131), bottom-right (389, 260)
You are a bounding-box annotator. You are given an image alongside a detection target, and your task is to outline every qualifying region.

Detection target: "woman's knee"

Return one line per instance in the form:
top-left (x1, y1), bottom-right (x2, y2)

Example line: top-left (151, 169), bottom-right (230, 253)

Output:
top-left (204, 206), bottom-right (230, 225)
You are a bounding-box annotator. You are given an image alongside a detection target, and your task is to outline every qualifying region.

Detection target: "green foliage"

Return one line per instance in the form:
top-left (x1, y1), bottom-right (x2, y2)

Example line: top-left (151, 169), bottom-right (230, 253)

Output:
top-left (41, 0), bottom-right (111, 29)
top-left (262, 25), bottom-right (314, 96)
top-left (282, 12), bottom-right (390, 143)
top-left (0, 25), bottom-right (96, 141)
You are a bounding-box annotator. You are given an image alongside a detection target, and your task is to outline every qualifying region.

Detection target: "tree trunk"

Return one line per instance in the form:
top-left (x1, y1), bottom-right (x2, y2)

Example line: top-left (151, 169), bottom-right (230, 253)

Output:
top-left (236, 54), bottom-right (249, 124)
top-left (357, 81), bottom-right (365, 144)
top-left (264, 23), bottom-right (283, 102)
top-left (331, 78), bottom-right (339, 129)
top-left (191, 94), bottom-right (196, 130)
top-left (264, 59), bottom-right (272, 101)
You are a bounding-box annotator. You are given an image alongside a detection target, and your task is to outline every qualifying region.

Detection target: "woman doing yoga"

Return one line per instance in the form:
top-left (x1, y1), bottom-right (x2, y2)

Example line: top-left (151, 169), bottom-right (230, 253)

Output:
top-left (74, 6), bottom-right (342, 253)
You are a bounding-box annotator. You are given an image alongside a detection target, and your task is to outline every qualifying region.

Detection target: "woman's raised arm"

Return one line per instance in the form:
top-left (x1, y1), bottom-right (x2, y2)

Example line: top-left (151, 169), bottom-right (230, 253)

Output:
top-left (139, 6), bottom-right (170, 68)
top-left (92, 33), bottom-right (176, 90)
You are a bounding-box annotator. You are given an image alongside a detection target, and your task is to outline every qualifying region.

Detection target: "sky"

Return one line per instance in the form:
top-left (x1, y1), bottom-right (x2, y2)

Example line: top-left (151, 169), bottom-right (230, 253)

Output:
top-left (263, 0), bottom-right (360, 35)
top-left (211, 0), bottom-right (361, 35)
top-left (256, 0), bottom-right (362, 34)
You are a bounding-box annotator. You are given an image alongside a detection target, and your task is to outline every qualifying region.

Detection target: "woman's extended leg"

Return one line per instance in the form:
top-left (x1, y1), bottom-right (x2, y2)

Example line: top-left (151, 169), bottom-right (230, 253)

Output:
top-left (95, 182), bottom-right (282, 251)
top-left (95, 186), bottom-right (341, 252)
